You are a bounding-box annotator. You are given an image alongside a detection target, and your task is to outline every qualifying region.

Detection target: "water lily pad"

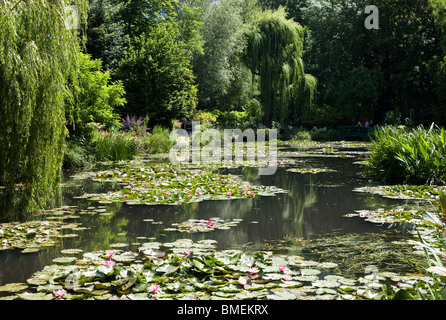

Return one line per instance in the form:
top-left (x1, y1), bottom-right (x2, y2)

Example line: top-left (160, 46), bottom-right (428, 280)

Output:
top-left (267, 289), bottom-right (296, 300)
top-left (0, 283), bottom-right (28, 293)
top-left (301, 268), bottom-right (321, 276)
top-left (109, 243), bottom-right (128, 248)
top-left (61, 249), bottom-right (83, 255)
top-left (52, 257), bottom-right (77, 264)
top-left (21, 247), bottom-right (42, 253)
top-left (286, 167), bottom-right (337, 174)
top-left (312, 280), bottom-right (340, 288)
top-left (17, 292), bottom-right (53, 300)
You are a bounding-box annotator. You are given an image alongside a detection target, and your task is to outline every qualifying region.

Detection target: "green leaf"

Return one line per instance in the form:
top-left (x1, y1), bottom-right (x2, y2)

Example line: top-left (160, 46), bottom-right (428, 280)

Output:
top-left (426, 266), bottom-right (446, 277)
top-left (192, 258), bottom-right (213, 273)
top-left (156, 263), bottom-right (180, 275)
top-left (391, 289), bottom-right (414, 300)
top-left (120, 188), bottom-right (131, 195)
top-left (0, 283), bottom-right (28, 293)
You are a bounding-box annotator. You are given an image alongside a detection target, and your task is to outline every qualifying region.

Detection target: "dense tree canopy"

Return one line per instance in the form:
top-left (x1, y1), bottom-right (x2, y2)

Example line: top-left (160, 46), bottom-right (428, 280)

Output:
top-left (83, 0), bottom-right (446, 127)
top-left (86, 0), bottom-right (199, 127)
top-left (116, 25), bottom-right (198, 128)
top-left (192, 0), bottom-right (256, 110)
top-left (298, 0), bottom-right (443, 125)
top-left (66, 50), bottom-right (126, 136)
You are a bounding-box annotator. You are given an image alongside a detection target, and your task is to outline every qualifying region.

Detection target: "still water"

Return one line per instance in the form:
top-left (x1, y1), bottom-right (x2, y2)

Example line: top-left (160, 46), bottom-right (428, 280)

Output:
top-left (0, 146), bottom-right (409, 286)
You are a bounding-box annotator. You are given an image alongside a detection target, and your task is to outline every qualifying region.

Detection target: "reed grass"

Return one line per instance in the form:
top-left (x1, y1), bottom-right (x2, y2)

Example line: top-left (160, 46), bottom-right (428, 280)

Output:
top-left (92, 130), bottom-right (138, 161)
top-left (366, 124), bottom-right (446, 185)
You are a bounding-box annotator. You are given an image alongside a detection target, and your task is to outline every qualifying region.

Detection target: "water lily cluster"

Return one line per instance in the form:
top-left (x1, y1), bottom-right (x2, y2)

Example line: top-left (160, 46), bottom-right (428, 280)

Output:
top-left (0, 238), bottom-right (433, 300)
top-left (76, 163), bottom-right (286, 205)
top-left (286, 167), bottom-right (337, 174)
top-left (0, 219), bottom-right (78, 253)
top-left (354, 185), bottom-right (446, 201)
top-left (170, 218), bottom-right (242, 233)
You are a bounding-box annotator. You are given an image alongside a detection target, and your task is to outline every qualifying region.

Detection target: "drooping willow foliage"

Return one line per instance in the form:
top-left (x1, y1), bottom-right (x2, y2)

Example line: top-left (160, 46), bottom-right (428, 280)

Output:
top-left (245, 8), bottom-right (316, 125)
top-left (0, 0), bottom-right (87, 220)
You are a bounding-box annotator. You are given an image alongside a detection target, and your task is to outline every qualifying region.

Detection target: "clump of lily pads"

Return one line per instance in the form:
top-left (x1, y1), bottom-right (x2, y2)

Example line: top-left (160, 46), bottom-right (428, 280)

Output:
top-left (169, 218), bottom-right (243, 233)
top-left (0, 239), bottom-right (432, 300)
top-left (343, 207), bottom-right (425, 225)
top-left (353, 185), bottom-right (446, 201)
top-left (0, 205), bottom-right (90, 254)
top-left (75, 163), bottom-right (286, 205)
top-left (286, 167), bottom-right (337, 174)
top-left (0, 220), bottom-right (70, 253)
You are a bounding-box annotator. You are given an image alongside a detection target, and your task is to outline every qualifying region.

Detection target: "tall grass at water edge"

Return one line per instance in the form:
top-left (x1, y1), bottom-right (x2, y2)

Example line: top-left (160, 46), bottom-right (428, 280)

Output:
top-left (366, 124), bottom-right (446, 185)
top-left (92, 130), bottom-right (139, 161)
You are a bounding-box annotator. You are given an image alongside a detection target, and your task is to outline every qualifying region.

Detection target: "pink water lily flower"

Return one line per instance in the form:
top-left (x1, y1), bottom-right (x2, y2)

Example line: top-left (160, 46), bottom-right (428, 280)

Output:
top-left (106, 251), bottom-right (114, 259)
top-left (149, 284), bottom-right (161, 293)
top-left (103, 260), bottom-right (115, 267)
top-left (283, 274), bottom-right (292, 282)
top-left (43, 221), bottom-right (49, 226)
top-left (227, 192), bottom-right (232, 197)
top-left (278, 265), bottom-right (287, 272)
top-left (124, 194), bottom-right (129, 198)
top-left (54, 289), bottom-right (66, 300)
top-left (238, 276), bottom-right (248, 286)
top-left (183, 249), bottom-right (191, 257)
top-left (250, 267), bottom-right (260, 274)
top-left (187, 193), bottom-right (192, 198)
top-left (207, 220), bottom-right (215, 227)
top-left (196, 190), bottom-right (201, 194)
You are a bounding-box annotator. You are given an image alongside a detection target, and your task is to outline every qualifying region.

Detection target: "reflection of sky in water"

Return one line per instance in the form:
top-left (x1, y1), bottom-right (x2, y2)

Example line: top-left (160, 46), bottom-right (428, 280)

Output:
top-left (0, 149), bottom-right (407, 285)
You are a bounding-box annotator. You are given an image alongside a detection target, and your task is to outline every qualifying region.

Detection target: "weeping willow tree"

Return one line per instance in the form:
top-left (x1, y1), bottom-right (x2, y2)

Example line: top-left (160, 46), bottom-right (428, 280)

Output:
top-left (245, 7), bottom-right (316, 126)
top-left (0, 0), bottom-right (87, 220)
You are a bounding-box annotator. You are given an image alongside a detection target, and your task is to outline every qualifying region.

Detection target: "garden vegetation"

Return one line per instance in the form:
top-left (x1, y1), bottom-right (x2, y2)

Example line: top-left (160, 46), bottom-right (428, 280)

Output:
top-left (366, 125), bottom-right (446, 185)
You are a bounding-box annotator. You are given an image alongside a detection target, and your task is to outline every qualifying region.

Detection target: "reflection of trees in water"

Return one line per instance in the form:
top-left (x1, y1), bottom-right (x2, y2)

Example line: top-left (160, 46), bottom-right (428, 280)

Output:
top-left (259, 167), bottom-right (317, 239)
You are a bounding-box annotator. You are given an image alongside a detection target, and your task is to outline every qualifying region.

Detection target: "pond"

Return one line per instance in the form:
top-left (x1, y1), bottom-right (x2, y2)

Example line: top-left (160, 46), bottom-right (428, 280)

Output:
top-left (0, 142), bottom-right (429, 299)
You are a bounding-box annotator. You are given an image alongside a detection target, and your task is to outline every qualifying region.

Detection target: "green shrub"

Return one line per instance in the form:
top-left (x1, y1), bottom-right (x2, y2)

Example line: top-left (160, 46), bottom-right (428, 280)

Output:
top-left (139, 126), bottom-right (175, 154)
top-left (366, 124), bottom-right (446, 184)
top-left (92, 130), bottom-right (138, 161)
top-left (66, 51), bottom-right (125, 137)
top-left (310, 128), bottom-right (338, 141)
top-left (63, 138), bottom-right (95, 169)
top-left (281, 127), bottom-right (312, 141)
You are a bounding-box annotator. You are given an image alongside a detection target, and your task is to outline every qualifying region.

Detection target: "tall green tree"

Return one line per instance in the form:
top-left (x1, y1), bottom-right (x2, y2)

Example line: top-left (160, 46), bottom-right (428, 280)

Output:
top-left (67, 50), bottom-right (126, 137)
top-left (192, 0), bottom-right (257, 110)
top-left (86, 0), bottom-right (129, 72)
top-left (245, 7), bottom-right (316, 125)
top-left (116, 24), bottom-right (198, 128)
top-left (0, 0), bottom-right (88, 220)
